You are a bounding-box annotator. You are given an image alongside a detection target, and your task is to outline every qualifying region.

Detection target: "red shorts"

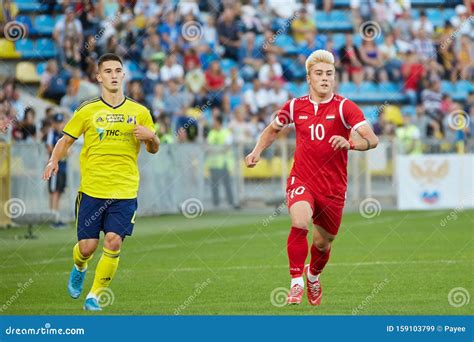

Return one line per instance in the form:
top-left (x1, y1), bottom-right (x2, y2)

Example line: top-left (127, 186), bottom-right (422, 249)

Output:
top-left (286, 176), bottom-right (345, 236)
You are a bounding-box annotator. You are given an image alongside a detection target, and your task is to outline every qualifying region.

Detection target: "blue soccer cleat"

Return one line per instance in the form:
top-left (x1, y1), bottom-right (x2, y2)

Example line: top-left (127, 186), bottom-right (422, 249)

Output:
top-left (83, 296), bottom-right (102, 311)
top-left (67, 265), bottom-right (86, 299)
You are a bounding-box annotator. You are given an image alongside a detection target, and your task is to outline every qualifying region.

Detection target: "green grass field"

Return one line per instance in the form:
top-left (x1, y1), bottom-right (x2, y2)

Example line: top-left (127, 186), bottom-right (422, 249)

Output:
top-left (0, 209), bottom-right (472, 315)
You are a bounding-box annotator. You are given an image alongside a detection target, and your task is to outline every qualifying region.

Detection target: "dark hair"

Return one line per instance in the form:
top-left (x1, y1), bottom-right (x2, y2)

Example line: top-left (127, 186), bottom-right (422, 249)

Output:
top-left (98, 53), bottom-right (123, 68)
top-left (215, 115), bottom-right (223, 125)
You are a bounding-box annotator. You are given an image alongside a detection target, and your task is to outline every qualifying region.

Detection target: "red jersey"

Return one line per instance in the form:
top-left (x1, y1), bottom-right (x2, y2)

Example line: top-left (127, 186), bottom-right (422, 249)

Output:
top-left (276, 93), bottom-right (367, 201)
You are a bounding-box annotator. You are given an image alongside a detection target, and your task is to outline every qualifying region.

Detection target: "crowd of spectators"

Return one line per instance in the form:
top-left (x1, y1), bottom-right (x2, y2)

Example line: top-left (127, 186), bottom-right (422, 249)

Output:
top-left (1, 0), bottom-right (473, 153)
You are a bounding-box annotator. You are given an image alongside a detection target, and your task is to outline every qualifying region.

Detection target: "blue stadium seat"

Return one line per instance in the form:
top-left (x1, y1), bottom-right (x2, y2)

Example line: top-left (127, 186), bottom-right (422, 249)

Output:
top-left (426, 8), bottom-right (444, 27)
top-left (443, 8), bottom-right (455, 21)
top-left (332, 33), bottom-right (346, 49)
top-left (14, 0), bottom-right (41, 12)
top-left (454, 80), bottom-right (473, 101)
top-left (338, 82), bottom-right (357, 98)
top-left (15, 15), bottom-right (36, 36)
top-left (401, 105), bottom-right (416, 117)
top-left (361, 106), bottom-right (380, 124)
top-left (411, 0), bottom-right (443, 5)
top-left (274, 34), bottom-right (298, 54)
top-left (441, 80), bottom-right (455, 94)
top-left (333, 0), bottom-right (350, 6)
top-left (15, 39), bottom-right (35, 58)
top-left (35, 39), bottom-right (56, 58)
top-left (37, 61), bottom-right (47, 75)
top-left (220, 58), bottom-right (237, 75)
top-left (330, 11), bottom-right (352, 30)
top-left (124, 61), bottom-right (144, 80)
top-left (411, 9), bottom-right (420, 20)
top-left (242, 82), bottom-right (253, 92)
top-left (34, 15), bottom-right (55, 35)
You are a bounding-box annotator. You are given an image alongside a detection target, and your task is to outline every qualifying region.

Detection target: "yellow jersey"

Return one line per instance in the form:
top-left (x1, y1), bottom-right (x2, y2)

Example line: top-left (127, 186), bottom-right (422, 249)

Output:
top-left (63, 96), bottom-right (155, 199)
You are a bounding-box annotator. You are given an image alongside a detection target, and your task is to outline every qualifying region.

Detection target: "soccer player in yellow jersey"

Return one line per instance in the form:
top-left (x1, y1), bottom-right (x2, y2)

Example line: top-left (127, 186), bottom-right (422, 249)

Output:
top-left (42, 53), bottom-right (160, 311)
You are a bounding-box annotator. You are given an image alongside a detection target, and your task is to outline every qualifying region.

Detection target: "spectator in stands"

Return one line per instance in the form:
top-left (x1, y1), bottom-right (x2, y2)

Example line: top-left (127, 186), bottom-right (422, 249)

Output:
top-left (98, 0), bottom-right (120, 20)
top-left (455, 35), bottom-right (474, 81)
top-left (423, 58), bottom-right (444, 85)
top-left (81, 35), bottom-right (100, 78)
top-left (339, 33), bottom-right (364, 84)
top-left (202, 16), bottom-right (219, 50)
top-left (299, 30), bottom-right (327, 58)
top-left (359, 39), bottom-right (388, 82)
top-left (397, 10), bottom-right (414, 43)
top-left (127, 80), bottom-right (147, 106)
top-left (177, 0), bottom-right (200, 18)
top-left (60, 79), bottom-right (80, 112)
top-left (396, 115), bottom-right (422, 155)
top-left (258, 53), bottom-right (283, 86)
top-left (159, 11), bottom-right (180, 52)
top-left (421, 80), bottom-right (442, 118)
top-left (105, 35), bottom-right (127, 57)
top-left (164, 79), bottom-right (192, 119)
top-left (379, 33), bottom-right (402, 81)
top-left (239, 32), bottom-right (263, 82)
top-left (268, 79), bottom-right (289, 107)
top-left (185, 60), bottom-right (206, 95)
top-left (38, 59), bottom-right (67, 103)
top-left (413, 29), bottom-right (436, 62)
top-left (223, 81), bottom-right (244, 113)
top-left (160, 53), bottom-right (184, 83)
top-left (244, 78), bottom-right (269, 115)
top-left (450, 4), bottom-right (472, 37)
top-left (46, 113), bottom-right (67, 228)
top-left (13, 107), bottom-right (36, 141)
top-left (79, 0), bottom-right (100, 38)
top-left (142, 32), bottom-right (164, 63)
top-left (147, 84), bottom-right (165, 119)
top-left (401, 50), bottom-right (425, 106)
top-left (225, 67), bottom-right (244, 88)
top-left (205, 60), bottom-right (226, 108)
top-left (206, 115), bottom-right (236, 208)
top-left (183, 48), bottom-right (201, 72)
top-left (412, 10), bottom-right (434, 36)
top-left (229, 105), bottom-right (253, 145)
top-left (372, 0), bottom-right (395, 33)
top-left (296, 0), bottom-right (316, 16)
top-left (143, 61), bottom-right (161, 95)
top-left (134, 0), bottom-right (164, 19)
top-left (62, 37), bottom-right (81, 72)
top-left (291, 8), bottom-right (316, 44)
top-left (53, 6), bottom-right (84, 50)
top-left (240, 0), bottom-right (264, 33)
top-left (441, 94), bottom-right (455, 116)
top-left (261, 29), bottom-right (284, 56)
top-left (217, 8), bottom-right (241, 60)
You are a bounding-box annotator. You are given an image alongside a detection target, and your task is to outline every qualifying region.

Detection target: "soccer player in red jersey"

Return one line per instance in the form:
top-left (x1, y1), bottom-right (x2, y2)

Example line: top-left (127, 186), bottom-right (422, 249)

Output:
top-left (245, 50), bottom-right (378, 306)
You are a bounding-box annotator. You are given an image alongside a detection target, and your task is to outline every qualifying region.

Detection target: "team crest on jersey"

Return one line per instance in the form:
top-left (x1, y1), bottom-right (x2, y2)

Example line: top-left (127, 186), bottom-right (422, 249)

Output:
top-left (127, 115), bottom-right (137, 124)
top-left (106, 114), bottom-right (124, 123)
top-left (326, 115), bottom-right (335, 120)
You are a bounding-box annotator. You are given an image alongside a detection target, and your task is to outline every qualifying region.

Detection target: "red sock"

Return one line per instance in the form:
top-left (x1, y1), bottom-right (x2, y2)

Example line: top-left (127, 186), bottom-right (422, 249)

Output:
top-left (309, 244), bottom-right (331, 276)
top-left (287, 227), bottom-right (308, 278)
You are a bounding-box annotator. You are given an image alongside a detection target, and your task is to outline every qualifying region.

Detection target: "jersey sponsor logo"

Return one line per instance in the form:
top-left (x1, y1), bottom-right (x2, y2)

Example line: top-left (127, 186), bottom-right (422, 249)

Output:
top-left (326, 115), bottom-right (335, 120)
top-left (298, 115), bottom-right (308, 119)
top-left (106, 114), bottom-right (124, 123)
top-left (96, 128), bottom-right (105, 141)
top-left (127, 115), bottom-right (137, 124)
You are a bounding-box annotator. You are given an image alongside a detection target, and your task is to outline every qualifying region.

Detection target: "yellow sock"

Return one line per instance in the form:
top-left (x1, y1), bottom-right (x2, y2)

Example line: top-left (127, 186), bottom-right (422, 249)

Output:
top-left (89, 247), bottom-right (120, 296)
top-left (73, 243), bottom-right (93, 271)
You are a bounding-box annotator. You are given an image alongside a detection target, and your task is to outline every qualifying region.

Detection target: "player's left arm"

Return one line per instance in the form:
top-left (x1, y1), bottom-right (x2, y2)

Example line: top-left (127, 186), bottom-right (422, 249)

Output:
top-left (329, 99), bottom-right (379, 151)
top-left (134, 110), bottom-right (160, 154)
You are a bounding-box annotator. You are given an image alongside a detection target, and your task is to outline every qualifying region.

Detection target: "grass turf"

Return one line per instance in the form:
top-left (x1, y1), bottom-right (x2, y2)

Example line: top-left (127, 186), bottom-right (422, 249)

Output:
top-left (0, 209), bottom-right (472, 315)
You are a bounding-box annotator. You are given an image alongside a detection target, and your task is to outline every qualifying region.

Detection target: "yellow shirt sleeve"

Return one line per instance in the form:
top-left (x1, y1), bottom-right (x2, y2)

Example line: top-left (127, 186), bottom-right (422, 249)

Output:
top-left (140, 109), bottom-right (155, 133)
top-left (63, 108), bottom-right (86, 139)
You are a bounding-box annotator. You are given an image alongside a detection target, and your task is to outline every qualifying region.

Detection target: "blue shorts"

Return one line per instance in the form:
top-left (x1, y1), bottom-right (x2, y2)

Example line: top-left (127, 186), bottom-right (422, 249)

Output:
top-left (75, 192), bottom-right (138, 241)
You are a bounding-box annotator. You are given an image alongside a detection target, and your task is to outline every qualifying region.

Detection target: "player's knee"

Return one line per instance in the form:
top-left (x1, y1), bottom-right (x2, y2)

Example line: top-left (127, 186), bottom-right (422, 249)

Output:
top-left (79, 245), bottom-right (96, 258)
top-left (312, 237), bottom-right (333, 252)
top-left (104, 234), bottom-right (122, 251)
top-left (291, 217), bottom-right (311, 230)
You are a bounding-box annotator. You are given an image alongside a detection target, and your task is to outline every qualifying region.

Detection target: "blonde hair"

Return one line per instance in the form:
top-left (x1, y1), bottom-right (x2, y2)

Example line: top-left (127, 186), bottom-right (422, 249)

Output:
top-left (305, 49), bottom-right (335, 74)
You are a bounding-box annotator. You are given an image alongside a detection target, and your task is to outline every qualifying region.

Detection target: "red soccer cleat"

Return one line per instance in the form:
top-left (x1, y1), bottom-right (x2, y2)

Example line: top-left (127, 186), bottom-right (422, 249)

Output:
top-left (287, 284), bottom-right (304, 305)
top-left (304, 264), bottom-right (322, 306)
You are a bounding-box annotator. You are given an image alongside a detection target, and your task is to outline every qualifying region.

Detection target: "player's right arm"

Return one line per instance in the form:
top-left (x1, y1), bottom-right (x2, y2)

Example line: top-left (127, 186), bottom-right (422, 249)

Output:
top-left (245, 99), bottom-right (293, 168)
top-left (42, 135), bottom-right (75, 180)
top-left (43, 106), bottom-right (85, 180)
